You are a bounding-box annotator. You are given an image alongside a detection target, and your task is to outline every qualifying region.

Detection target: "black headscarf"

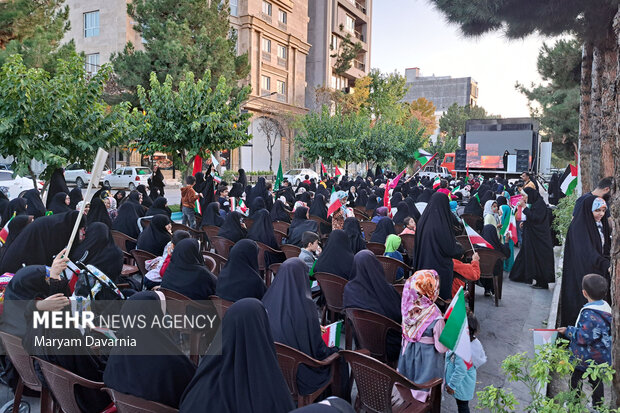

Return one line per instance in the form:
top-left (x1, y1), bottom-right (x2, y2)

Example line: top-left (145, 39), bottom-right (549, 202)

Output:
top-left (179, 298), bottom-right (295, 413)
top-left (151, 167), bottom-right (165, 190)
top-left (415, 193), bottom-right (465, 299)
top-left (392, 201), bottom-right (409, 226)
top-left (217, 211), bottom-right (247, 243)
top-left (314, 230), bottom-right (354, 279)
top-left (390, 192), bottom-right (403, 208)
top-left (146, 197), bottom-right (171, 217)
top-left (270, 199), bottom-right (291, 223)
top-left (45, 168), bottom-right (70, 209)
top-left (193, 172), bottom-right (207, 195)
top-left (136, 214), bottom-right (171, 256)
top-left (496, 196), bottom-right (508, 207)
top-left (404, 197), bottom-right (421, 222)
top-left (417, 188), bottom-right (434, 203)
top-left (70, 222), bottom-right (123, 283)
top-left (343, 250), bottom-right (401, 322)
top-left (263, 258), bottom-right (338, 395)
top-left (463, 196), bottom-right (483, 217)
top-left (68, 187), bottom-right (83, 210)
top-left (249, 196), bottom-right (266, 218)
top-left (309, 194), bottom-right (328, 221)
top-left (22, 189), bottom-right (46, 219)
top-left (0, 191), bottom-right (8, 222)
top-left (104, 291), bottom-right (196, 408)
top-left (48, 192), bottom-right (70, 215)
top-left (365, 195), bottom-right (378, 212)
top-left (481, 224), bottom-right (510, 278)
top-left (202, 202), bottom-right (224, 227)
top-left (112, 202), bottom-right (140, 239)
top-left (126, 190), bottom-right (146, 217)
top-left (86, 197), bottom-right (112, 228)
top-left (479, 190), bottom-right (495, 207)
top-left (343, 217), bottom-right (366, 254)
top-left (357, 189), bottom-right (368, 208)
top-left (0, 215), bottom-right (31, 262)
top-left (237, 169), bottom-right (248, 189)
top-left (228, 182), bottom-right (244, 198)
top-left (0, 211), bottom-right (84, 274)
top-left (287, 207), bottom-right (318, 247)
top-left (161, 239), bottom-right (216, 300)
top-left (247, 209), bottom-right (278, 249)
top-left (247, 178), bottom-right (268, 210)
top-left (216, 240), bottom-right (266, 302)
top-left (1, 198), bottom-right (27, 226)
top-left (137, 185), bottom-right (153, 208)
top-left (370, 217), bottom-right (395, 244)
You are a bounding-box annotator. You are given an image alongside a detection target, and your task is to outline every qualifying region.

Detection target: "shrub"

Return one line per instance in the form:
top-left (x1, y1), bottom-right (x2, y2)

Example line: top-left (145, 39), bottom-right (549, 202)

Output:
top-left (552, 192), bottom-right (577, 244)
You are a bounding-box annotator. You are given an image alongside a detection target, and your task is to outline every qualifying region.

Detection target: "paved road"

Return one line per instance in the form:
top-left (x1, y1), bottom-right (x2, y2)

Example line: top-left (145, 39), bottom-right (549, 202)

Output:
top-left (79, 183), bottom-right (183, 206)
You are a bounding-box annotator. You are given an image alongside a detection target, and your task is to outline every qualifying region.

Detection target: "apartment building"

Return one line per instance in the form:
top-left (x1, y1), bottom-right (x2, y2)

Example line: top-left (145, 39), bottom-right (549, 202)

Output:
top-left (306, 0), bottom-right (372, 110)
top-left (404, 67), bottom-right (479, 113)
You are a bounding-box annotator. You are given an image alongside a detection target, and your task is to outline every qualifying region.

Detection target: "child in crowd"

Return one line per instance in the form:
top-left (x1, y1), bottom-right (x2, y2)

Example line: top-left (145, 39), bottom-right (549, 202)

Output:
top-left (558, 273), bottom-right (612, 409)
top-left (217, 186), bottom-right (230, 214)
top-left (399, 216), bottom-right (416, 235)
top-left (299, 231), bottom-right (320, 271)
top-left (144, 230), bottom-right (191, 290)
top-left (452, 252), bottom-right (480, 298)
top-left (384, 234), bottom-right (405, 281)
top-left (180, 175), bottom-right (200, 229)
top-left (445, 312), bottom-right (486, 413)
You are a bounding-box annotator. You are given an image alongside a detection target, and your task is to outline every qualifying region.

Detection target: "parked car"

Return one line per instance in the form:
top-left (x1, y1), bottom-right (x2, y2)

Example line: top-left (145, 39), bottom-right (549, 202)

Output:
top-left (419, 166), bottom-right (452, 180)
top-left (64, 163), bottom-right (111, 188)
top-left (0, 164), bottom-right (11, 171)
top-left (282, 169), bottom-right (319, 186)
top-left (104, 166), bottom-right (152, 190)
top-left (0, 170), bottom-right (43, 199)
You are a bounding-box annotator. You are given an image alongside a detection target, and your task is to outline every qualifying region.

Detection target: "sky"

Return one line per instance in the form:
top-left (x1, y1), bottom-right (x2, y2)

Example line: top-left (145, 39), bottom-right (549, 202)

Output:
top-left (370, 0), bottom-right (554, 118)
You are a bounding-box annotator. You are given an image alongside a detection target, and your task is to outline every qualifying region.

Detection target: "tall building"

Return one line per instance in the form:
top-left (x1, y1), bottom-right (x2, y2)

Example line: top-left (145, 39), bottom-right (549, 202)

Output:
top-left (403, 67), bottom-right (478, 113)
top-left (305, 0), bottom-right (372, 109)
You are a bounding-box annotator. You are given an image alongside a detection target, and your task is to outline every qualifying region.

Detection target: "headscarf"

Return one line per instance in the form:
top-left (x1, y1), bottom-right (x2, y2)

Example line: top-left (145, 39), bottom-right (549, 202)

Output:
top-left (483, 200), bottom-right (499, 226)
top-left (342, 217), bottom-right (366, 254)
top-left (384, 234), bottom-right (401, 253)
top-left (103, 292), bottom-right (196, 408)
top-left (126, 190), bottom-right (145, 217)
top-left (136, 214), bottom-right (171, 256)
top-left (112, 202), bottom-right (140, 239)
top-left (247, 209), bottom-right (278, 249)
top-left (48, 192), bottom-right (70, 215)
top-left (417, 189), bottom-right (434, 203)
top-left (365, 195), bottom-right (378, 212)
top-left (202, 202), bottom-right (224, 227)
top-left (479, 190), bottom-right (495, 207)
top-left (343, 250), bottom-right (401, 322)
top-left (70, 222), bottom-right (123, 282)
top-left (1, 198), bottom-right (27, 225)
top-left (314, 230), bottom-right (354, 279)
top-left (463, 196), bottom-right (483, 217)
top-left (217, 211), bottom-right (247, 243)
top-left (228, 182), bottom-right (244, 198)
top-left (287, 207), bottom-right (318, 247)
top-left (151, 167), bottom-right (165, 189)
top-left (0, 191), bottom-right (8, 222)
top-left (370, 217), bottom-right (395, 244)
top-left (309, 194), bottom-right (328, 221)
top-left (193, 172), bottom-right (207, 195)
top-left (390, 192), bottom-right (403, 208)
top-left (179, 298), bottom-right (295, 413)
top-left (86, 197), bottom-right (113, 228)
top-left (106, 196), bottom-right (117, 215)
top-left (161, 238), bottom-right (216, 300)
top-left (145, 197), bottom-right (171, 217)
top-left (45, 168), bottom-right (70, 208)
top-left (136, 185), bottom-right (153, 208)
top-left (113, 190), bottom-right (126, 205)
top-left (216, 240), bottom-right (266, 302)
top-left (374, 207), bottom-right (388, 217)
top-left (401, 270), bottom-right (442, 343)
top-left (270, 199), bottom-right (291, 223)
top-left (392, 201), bottom-right (409, 225)
top-left (592, 197), bottom-right (607, 212)
top-left (22, 189), bottom-right (46, 218)
top-left (496, 196), bottom-right (508, 207)
top-left (249, 196), bottom-right (266, 218)
top-left (68, 187), bottom-right (83, 210)
top-left (404, 197), bottom-right (421, 222)
top-left (237, 168), bottom-right (248, 189)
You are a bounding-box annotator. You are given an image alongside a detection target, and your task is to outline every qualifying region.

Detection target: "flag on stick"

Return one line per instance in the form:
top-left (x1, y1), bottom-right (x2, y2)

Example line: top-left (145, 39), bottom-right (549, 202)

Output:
top-left (413, 149), bottom-right (437, 168)
top-left (532, 329), bottom-right (559, 354)
top-left (560, 164), bottom-right (578, 196)
top-left (334, 166), bottom-right (342, 177)
top-left (321, 162), bottom-right (327, 176)
top-left (274, 161), bottom-right (283, 190)
top-left (237, 199), bottom-right (248, 214)
top-left (501, 208), bottom-right (518, 244)
top-left (0, 213), bottom-right (15, 244)
top-left (432, 176), bottom-right (441, 189)
top-left (210, 152), bottom-right (219, 166)
top-left (462, 220), bottom-right (494, 249)
top-left (210, 171), bottom-right (222, 184)
top-left (192, 156), bottom-right (202, 176)
top-left (389, 169), bottom-right (407, 189)
top-left (327, 197), bottom-right (342, 217)
top-left (439, 287), bottom-right (473, 369)
top-left (194, 199), bottom-right (202, 215)
top-left (322, 321), bottom-right (343, 347)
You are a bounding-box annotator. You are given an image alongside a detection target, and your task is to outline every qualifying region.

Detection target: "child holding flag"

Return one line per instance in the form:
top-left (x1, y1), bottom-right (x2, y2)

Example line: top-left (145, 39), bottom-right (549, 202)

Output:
top-left (180, 175), bottom-right (201, 229)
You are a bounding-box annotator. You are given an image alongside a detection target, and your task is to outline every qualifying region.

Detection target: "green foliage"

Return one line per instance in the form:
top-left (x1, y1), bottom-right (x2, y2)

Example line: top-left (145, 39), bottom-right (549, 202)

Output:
top-left (391, 118), bottom-right (428, 170)
top-left (438, 103), bottom-right (498, 138)
top-left (0, 54), bottom-right (126, 181)
top-left (516, 39), bottom-right (581, 161)
top-left (128, 70), bottom-right (251, 176)
top-left (428, 137), bottom-right (460, 164)
top-left (111, 0), bottom-right (249, 104)
top-left (367, 69), bottom-right (408, 122)
top-left (221, 169), bottom-right (236, 183)
top-left (168, 204), bottom-right (181, 213)
top-left (476, 340), bottom-right (619, 412)
top-left (0, 0), bottom-right (75, 73)
top-left (331, 30), bottom-right (363, 76)
top-left (553, 192), bottom-right (578, 245)
top-left (362, 121), bottom-right (398, 165)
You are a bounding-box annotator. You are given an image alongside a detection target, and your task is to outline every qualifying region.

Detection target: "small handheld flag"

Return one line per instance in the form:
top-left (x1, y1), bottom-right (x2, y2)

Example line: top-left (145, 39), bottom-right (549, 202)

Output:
top-left (274, 161), bottom-right (283, 190)
top-left (334, 166), bottom-right (342, 177)
top-left (501, 209), bottom-right (518, 244)
top-left (194, 199), bottom-right (202, 215)
top-left (327, 197), bottom-right (342, 217)
top-left (432, 176), bottom-right (441, 189)
top-left (0, 213), bottom-right (15, 244)
top-left (321, 162), bottom-right (327, 176)
top-left (322, 320), bottom-right (343, 347)
top-left (439, 287), bottom-right (473, 369)
top-left (237, 199), bottom-right (248, 214)
top-left (462, 220), bottom-right (494, 249)
top-left (559, 164), bottom-right (578, 196)
top-left (210, 171), bottom-right (222, 184)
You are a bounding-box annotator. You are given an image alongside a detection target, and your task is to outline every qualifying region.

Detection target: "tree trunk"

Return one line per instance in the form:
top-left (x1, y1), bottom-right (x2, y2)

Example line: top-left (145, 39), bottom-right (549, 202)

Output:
top-left (579, 42), bottom-right (594, 192)
top-left (589, 43), bottom-right (603, 187)
top-left (600, 25), bottom-right (618, 179)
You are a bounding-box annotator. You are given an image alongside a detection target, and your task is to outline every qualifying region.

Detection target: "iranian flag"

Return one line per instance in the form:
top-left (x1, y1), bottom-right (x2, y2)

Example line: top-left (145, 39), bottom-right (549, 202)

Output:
top-left (439, 287), bottom-right (473, 369)
top-left (432, 176), bottom-right (441, 189)
top-left (560, 164), bottom-right (578, 196)
top-left (237, 199), bottom-right (248, 214)
top-left (211, 171), bottom-right (222, 184)
top-left (210, 152), bottom-right (219, 166)
top-left (327, 197), bottom-right (342, 217)
top-left (0, 213), bottom-right (14, 244)
top-left (501, 209), bottom-right (518, 244)
top-left (322, 320), bottom-right (343, 347)
top-left (413, 149), bottom-right (437, 167)
top-left (462, 220), bottom-right (494, 249)
top-left (194, 200), bottom-right (202, 215)
top-left (334, 166), bottom-right (342, 177)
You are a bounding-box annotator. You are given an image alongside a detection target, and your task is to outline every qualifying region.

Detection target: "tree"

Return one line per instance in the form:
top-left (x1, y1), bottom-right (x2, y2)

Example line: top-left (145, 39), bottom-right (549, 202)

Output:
top-left (0, 54), bottom-right (126, 184)
top-left (391, 118), bottom-right (428, 171)
top-left (516, 39), bottom-right (581, 161)
top-left (110, 0), bottom-right (249, 104)
top-left (0, 0), bottom-right (75, 72)
top-left (257, 117), bottom-right (283, 172)
top-left (330, 28), bottom-right (363, 77)
top-left (405, 97), bottom-right (437, 137)
top-left (427, 137), bottom-right (460, 165)
top-left (367, 69), bottom-right (408, 122)
top-left (438, 103), bottom-right (497, 138)
top-left (361, 120), bottom-right (398, 166)
top-left (128, 70), bottom-right (251, 177)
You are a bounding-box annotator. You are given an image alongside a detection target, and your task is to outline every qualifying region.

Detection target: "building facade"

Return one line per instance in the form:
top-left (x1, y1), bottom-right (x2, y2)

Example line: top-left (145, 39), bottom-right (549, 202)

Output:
top-left (306, 0), bottom-right (372, 110)
top-left (403, 67), bottom-right (478, 113)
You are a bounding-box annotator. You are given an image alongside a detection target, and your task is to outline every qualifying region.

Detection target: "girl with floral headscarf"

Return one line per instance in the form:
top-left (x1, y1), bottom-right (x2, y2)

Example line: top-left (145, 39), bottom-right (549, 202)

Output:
top-left (397, 270), bottom-right (448, 402)
top-left (105, 196), bottom-right (118, 221)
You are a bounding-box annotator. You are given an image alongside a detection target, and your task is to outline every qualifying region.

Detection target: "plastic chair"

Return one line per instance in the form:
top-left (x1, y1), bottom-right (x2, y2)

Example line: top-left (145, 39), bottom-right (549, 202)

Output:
top-left (476, 248), bottom-right (507, 308)
top-left (400, 233), bottom-right (415, 256)
top-left (203, 251), bottom-right (227, 276)
top-left (345, 308), bottom-right (401, 367)
top-left (341, 350), bottom-right (442, 413)
top-left (353, 208), bottom-right (369, 221)
top-left (274, 342), bottom-right (341, 407)
top-left (34, 357), bottom-right (105, 413)
top-left (209, 295), bottom-right (234, 319)
top-left (281, 244), bottom-right (302, 260)
top-left (359, 221), bottom-right (377, 241)
top-left (314, 272), bottom-right (352, 349)
top-left (210, 236), bottom-right (235, 258)
top-left (273, 229), bottom-right (287, 247)
top-left (309, 216), bottom-right (331, 237)
top-left (460, 213), bottom-right (483, 233)
top-left (394, 224), bottom-right (404, 235)
top-left (203, 254), bottom-right (217, 273)
top-left (273, 221), bottom-right (291, 234)
top-left (0, 332), bottom-right (52, 413)
top-left (130, 249), bottom-right (156, 277)
top-left (255, 241), bottom-right (283, 274)
top-left (104, 388), bottom-right (178, 413)
top-left (111, 230), bottom-right (137, 253)
top-left (376, 255), bottom-right (412, 284)
top-left (365, 242), bottom-right (385, 256)
top-left (265, 263), bottom-right (281, 288)
top-left (201, 225), bottom-right (220, 249)
top-left (171, 223), bottom-right (206, 245)
top-left (243, 218), bottom-right (254, 230)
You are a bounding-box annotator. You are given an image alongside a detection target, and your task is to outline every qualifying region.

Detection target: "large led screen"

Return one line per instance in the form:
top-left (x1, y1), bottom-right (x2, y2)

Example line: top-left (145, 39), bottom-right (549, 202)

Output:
top-left (464, 130), bottom-right (534, 169)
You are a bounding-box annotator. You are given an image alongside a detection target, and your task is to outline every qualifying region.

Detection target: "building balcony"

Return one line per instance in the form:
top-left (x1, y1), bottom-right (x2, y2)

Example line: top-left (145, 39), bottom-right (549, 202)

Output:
top-left (353, 59), bottom-right (365, 71)
top-left (354, 1), bottom-right (366, 14)
top-left (261, 12), bottom-right (272, 24)
top-left (277, 93), bottom-right (287, 103)
top-left (354, 30), bottom-right (364, 42)
top-left (277, 57), bottom-right (287, 67)
top-left (262, 51), bottom-right (271, 62)
top-left (278, 21), bottom-right (287, 31)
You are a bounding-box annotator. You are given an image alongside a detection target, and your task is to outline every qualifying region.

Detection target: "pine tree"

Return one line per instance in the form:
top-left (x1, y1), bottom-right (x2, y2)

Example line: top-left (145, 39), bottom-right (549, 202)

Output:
top-left (111, 0), bottom-right (249, 104)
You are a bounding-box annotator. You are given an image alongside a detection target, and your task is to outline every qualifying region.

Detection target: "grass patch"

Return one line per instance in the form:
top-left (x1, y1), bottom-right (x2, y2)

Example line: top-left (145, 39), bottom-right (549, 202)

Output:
top-left (169, 204), bottom-right (181, 213)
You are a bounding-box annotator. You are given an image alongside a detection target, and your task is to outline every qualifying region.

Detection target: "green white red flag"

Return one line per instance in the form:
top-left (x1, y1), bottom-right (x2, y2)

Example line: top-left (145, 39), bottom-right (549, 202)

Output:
top-left (321, 162), bottom-right (328, 176)
top-left (0, 213), bottom-right (15, 244)
top-left (501, 208), bottom-right (518, 244)
top-left (560, 164), bottom-right (578, 196)
top-left (432, 176), bottom-right (441, 189)
top-left (237, 199), bottom-right (248, 214)
top-left (194, 200), bottom-right (202, 215)
top-left (322, 320), bottom-right (342, 347)
top-left (439, 287), bottom-right (473, 369)
top-left (462, 220), bottom-right (494, 249)
top-left (327, 198), bottom-right (342, 217)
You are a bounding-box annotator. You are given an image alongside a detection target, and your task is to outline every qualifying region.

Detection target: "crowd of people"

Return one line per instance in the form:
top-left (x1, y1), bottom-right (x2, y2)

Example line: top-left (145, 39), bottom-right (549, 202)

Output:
top-left (0, 161), bottom-right (613, 412)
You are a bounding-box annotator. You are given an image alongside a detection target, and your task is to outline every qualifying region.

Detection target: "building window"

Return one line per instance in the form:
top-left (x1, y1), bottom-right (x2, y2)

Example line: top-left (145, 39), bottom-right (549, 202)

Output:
top-left (229, 0), bottom-right (238, 16)
top-left (277, 80), bottom-right (286, 95)
top-left (84, 11), bottom-right (100, 38)
top-left (277, 45), bottom-right (287, 59)
top-left (262, 1), bottom-right (272, 16)
top-left (230, 28), bottom-right (239, 54)
top-left (278, 10), bottom-right (287, 24)
top-left (261, 75), bottom-right (271, 91)
top-left (330, 35), bottom-right (338, 50)
top-left (345, 14), bottom-right (355, 33)
top-left (262, 38), bottom-right (271, 53)
top-left (85, 53), bottom-right (99, 74)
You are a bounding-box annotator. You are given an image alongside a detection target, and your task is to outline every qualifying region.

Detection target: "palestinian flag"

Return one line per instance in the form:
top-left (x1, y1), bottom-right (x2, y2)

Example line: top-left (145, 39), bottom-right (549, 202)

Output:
top-left (473, 192), bottom-right (480, 203)
top-left (321, 320), bottom-right (343, 347)
top-left (321, 162), bottom-right (328, 176)
top-left (432, 176), bottom-right (441, 189)
top-left (334, 166), bottom-right (342, 177)
top-left (501, 209), bottom-right (518, 244)
top-left (463, 220), bottom-right (494, 249)
top-left (560, 164), bottom-right (578, 196)
top-left (0, 213), bottom-right (15, 244)
top-left (237, 199), bottom-right (248, 214)
top-left (327, 197), bottom-right (342, 217)
top-left (413, 149), bottom-right (437, 168)
top-left (274, 161), bottom-right (283, 190)
top-left (451, 186), bottom-right (461, 194)
top-left (439, 287), bottom-right (473, 369)
top-left (194, 200), bottom-right (202, 215)
top-left (464, 165), bottom-right (470, 183)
